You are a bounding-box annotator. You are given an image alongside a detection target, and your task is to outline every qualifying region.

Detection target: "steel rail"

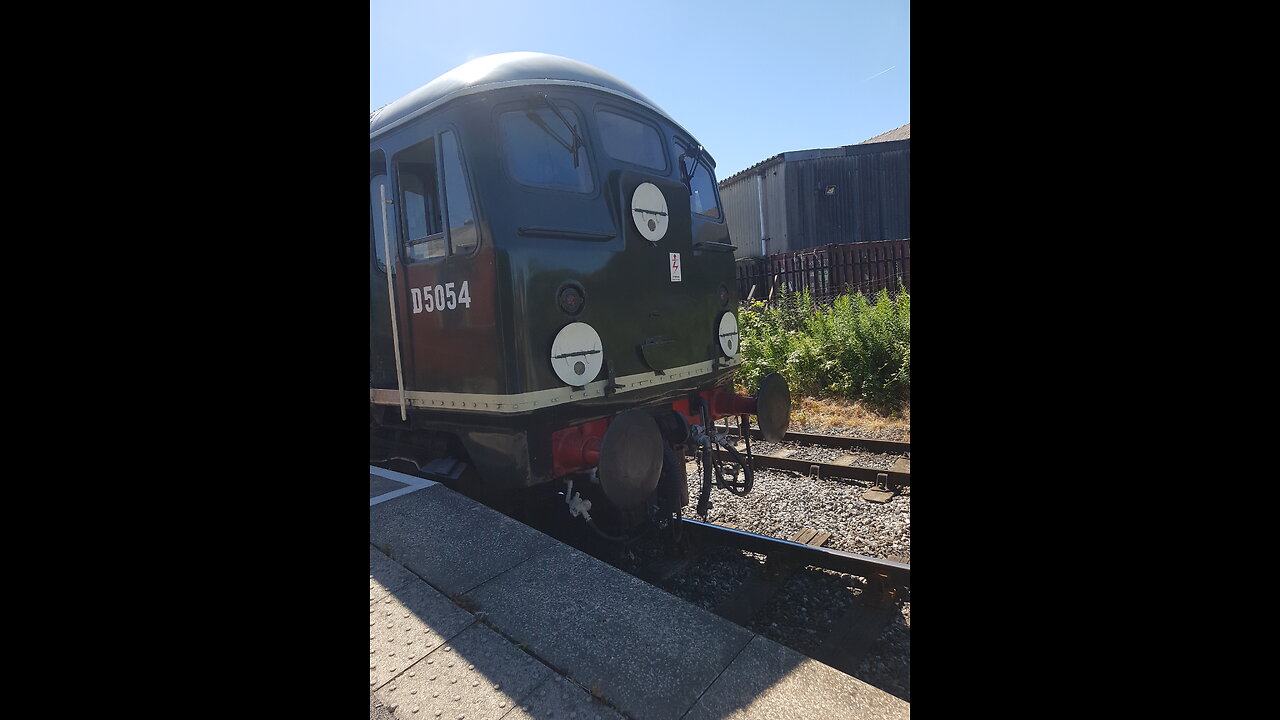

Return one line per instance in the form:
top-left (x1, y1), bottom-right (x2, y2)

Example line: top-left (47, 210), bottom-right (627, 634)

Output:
top-left (746, 453), bottom-right (910, 487)
top-left (724, 426), bottom-right (910, 455)
top-left (677, 518), bottom-right (910, 591)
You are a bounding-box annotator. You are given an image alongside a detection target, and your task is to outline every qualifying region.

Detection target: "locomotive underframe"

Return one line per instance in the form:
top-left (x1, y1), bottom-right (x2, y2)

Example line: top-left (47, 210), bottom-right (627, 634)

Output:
top-left (371, 363), bottom-right (741, 491)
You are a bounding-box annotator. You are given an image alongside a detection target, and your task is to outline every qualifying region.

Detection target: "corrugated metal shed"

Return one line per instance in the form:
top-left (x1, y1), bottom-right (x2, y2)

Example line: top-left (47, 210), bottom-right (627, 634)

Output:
top-left (719, 125), bottom-right (910, 258)
top-left (720, 157), bottom-right (787, 258)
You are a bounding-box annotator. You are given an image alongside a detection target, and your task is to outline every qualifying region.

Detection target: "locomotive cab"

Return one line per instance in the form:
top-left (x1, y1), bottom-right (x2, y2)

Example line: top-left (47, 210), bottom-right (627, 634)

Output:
top-left (371, 53), bottom-right (790, 533)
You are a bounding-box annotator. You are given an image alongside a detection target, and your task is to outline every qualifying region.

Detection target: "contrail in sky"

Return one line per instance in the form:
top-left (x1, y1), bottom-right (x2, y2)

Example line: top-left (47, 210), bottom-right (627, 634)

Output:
top-left (864, 66), bottom-right (896, 81)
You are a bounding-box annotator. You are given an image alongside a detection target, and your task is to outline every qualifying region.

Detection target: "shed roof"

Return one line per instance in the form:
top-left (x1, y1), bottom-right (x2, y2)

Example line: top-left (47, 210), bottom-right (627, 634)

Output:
top-left (859, 123), bottom-right (910, 144)
top-left (719, 123), bottom-right (911, 188)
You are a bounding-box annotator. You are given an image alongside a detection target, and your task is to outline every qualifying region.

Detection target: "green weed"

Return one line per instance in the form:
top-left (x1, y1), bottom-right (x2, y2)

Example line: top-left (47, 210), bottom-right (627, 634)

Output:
top-left (737, 285), bottom-right (910, 412)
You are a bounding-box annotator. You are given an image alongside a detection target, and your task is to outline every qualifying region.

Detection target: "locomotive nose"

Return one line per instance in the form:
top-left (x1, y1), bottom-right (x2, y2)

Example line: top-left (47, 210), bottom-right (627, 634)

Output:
top-left (596, 409), bottom-right (663, 511)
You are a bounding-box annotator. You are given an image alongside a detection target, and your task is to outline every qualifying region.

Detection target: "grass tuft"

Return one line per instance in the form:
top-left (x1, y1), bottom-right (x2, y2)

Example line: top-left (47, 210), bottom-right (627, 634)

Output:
top-left (791, 395), bottom-right (909, 440)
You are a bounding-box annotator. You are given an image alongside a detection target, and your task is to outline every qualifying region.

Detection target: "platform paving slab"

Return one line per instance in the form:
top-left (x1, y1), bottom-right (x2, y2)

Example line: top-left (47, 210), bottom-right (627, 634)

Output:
top-left (502, 674), bottom-right (627, 720)
top-left (369, 573), bottom-right (476, 692)
top-left (370, 544), bottom-right (422, 603)
top-left (370, 467), bottom-right (440, 506)
top-left (369, 691), bottom-right (396, 720)
top-left (370, 480), bottom-right (911, 720)
top-left (369, 484), bottom-right (561, 597)
top-left (463, 541), bottom-right (755, 720)
top-left (682, 634), bottom-right (909, 720)
top-left (375, 622), bottom-right (554, 720)
top-left (370, 472), bottom-right (410, 499)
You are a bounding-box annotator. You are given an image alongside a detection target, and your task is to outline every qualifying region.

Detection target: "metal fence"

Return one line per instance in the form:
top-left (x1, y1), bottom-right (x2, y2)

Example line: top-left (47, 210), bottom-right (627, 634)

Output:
top-left (735, 239), bottom-right (910, 304)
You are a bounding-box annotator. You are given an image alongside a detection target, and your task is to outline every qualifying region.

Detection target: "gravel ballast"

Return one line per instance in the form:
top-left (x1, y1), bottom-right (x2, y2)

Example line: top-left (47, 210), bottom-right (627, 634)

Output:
top-left (655, 413), bottom-right (911, 700)
top-left (666, 458), bottom-right (911, 702)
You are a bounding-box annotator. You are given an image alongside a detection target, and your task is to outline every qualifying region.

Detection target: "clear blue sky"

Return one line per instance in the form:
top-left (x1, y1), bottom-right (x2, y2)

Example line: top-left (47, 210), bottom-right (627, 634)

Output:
top-left (370, 0), bottom-right (909, 181)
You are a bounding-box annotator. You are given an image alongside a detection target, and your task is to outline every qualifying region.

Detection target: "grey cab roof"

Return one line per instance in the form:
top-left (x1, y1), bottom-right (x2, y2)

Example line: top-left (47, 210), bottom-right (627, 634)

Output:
top-left (370, 52), bottom-right (690, 143)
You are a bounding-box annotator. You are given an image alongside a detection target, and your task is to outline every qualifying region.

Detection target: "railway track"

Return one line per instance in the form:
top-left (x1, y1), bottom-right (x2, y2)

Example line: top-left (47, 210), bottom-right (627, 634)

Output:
top-left (726, 426), bottom-right (910, 456)
top-left (648, 425), bottom-right (911, 692)
top-left (711, 426), bottom-right (910, 494)
top-left (628, 516), bottom-right (909, 679)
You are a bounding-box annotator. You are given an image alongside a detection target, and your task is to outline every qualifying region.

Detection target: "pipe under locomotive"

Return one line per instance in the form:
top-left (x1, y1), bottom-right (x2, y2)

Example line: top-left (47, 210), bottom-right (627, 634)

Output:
top-left (370, 52), bottom-right (789, 532)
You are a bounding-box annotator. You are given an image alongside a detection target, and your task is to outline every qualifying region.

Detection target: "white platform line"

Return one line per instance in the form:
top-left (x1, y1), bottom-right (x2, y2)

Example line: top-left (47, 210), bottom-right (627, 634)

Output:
top-left (369, 466), bottom-right (439, 506)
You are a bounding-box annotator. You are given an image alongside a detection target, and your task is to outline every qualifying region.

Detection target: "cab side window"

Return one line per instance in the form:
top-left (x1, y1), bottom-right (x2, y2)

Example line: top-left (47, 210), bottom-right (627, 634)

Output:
top-left (370, 150), bottom-right (395, 273)
top-left (688, 158), bottom-right (721, 220)
top-left (393, 130), bottom-right (478, 262)
top-left (395, 139), bottom-right (445, 261)
top-left (440, 130), bottom-right (477, 254)
top-left (673, 136), bottom-right (722, 221)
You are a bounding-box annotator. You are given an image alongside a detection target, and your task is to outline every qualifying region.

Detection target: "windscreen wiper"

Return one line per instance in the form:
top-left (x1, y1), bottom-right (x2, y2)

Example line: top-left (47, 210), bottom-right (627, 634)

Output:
top-left (676, 140), bottom-right (706, 194)
top-left (536, 92), bottom-right (585, 168)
